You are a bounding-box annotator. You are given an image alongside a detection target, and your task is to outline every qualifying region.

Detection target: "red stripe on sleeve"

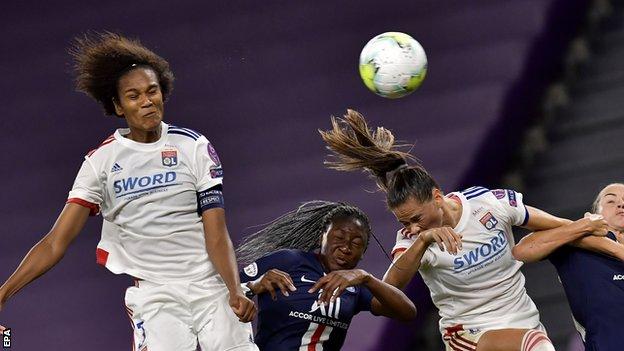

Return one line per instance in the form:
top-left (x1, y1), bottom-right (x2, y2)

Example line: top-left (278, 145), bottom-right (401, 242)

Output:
top-left (96, 248), bottom-right (109, 266)
top-left (67, 198), bottom-right (100, 216)
top-left (391, 247), bottom-right (407, 257)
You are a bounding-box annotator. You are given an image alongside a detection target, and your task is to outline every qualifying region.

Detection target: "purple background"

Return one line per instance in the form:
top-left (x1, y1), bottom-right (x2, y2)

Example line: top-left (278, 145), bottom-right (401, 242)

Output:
top-left (0, 0), bottom-right (588, 349)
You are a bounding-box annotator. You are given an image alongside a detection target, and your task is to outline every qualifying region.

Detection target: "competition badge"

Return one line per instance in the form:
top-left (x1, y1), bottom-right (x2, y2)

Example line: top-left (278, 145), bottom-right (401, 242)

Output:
top-left (207, 142), bottom-right (221, 167)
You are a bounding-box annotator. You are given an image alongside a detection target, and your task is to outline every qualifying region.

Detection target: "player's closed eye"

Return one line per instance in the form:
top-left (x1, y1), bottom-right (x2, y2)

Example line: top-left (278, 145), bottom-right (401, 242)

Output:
top-left (333, 235), bottom-right (346, 243)
top-left (351, 240), bottom-right (363, 248)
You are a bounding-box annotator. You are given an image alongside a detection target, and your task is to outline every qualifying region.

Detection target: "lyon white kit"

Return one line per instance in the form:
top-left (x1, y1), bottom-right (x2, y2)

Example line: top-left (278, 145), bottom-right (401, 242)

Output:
top-left (68, 122), bottom-right (222, 282)
top-left (392, 187), bottom-right (542, 337)
top-left (67, 122), bottom-right (256, 351)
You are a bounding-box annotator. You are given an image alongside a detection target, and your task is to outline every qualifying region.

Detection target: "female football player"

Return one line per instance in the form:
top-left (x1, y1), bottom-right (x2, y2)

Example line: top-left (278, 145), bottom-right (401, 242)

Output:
top-left (318, 110), bottom-right (608, 351)
top-left (0, 33), bottom-right (257, 351)
top-left (236, 201), bottom-right (417, 350)
top-left (518, 183), bottom-right (624, 350)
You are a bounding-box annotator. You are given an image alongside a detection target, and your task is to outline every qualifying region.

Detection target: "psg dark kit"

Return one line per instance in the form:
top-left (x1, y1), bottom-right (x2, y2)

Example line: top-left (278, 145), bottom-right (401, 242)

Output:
top-left (240, 249), bottom-right (373, 350)
top-left (549, 233), bottom-right (624, 351)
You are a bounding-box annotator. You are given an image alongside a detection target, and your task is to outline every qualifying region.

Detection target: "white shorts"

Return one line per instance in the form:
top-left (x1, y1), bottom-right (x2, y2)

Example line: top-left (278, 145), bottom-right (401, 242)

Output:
top-left (442, 323), bottom-right (547, 351)
top-left (124, 276), bottom-right (257, 351)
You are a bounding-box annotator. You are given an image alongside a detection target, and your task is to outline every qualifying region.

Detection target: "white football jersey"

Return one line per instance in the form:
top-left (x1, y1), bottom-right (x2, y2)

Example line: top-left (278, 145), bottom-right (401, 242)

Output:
top-left (68, 122), bottom-right (223, 283)
top-left (392, 187), bottom-right (541, 334)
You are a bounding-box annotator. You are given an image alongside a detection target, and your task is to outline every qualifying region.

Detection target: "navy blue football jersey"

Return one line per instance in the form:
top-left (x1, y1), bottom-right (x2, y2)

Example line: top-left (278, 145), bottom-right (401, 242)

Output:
top-left (549, 233), bottom-right (624, 350)
top-left (240, 249), bottom-right (373, 350)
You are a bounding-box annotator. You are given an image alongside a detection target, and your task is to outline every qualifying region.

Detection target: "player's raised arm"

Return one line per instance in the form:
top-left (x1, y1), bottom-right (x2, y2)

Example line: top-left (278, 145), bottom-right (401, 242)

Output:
top-left (0, 203), bottom-right (90, 310)
top-left (512, 207), bottom-right (608, 262)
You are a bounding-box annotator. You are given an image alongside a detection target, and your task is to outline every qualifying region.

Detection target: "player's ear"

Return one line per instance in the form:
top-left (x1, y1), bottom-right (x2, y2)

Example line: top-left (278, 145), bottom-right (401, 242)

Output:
top-left (112, 97), bottom-right (124, 117)
top-left (432, 188), bottom-right (444, 205)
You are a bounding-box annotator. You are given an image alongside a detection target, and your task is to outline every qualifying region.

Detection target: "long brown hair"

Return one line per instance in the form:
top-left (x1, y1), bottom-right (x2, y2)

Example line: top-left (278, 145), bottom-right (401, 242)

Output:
top-left (319, 109), bottom-right (439, 208)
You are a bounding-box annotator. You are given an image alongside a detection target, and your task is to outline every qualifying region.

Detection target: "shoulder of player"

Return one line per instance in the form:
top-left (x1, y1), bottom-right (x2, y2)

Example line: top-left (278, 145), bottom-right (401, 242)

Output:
top-left (456, 186), bottom-right (522, 206)
top-left (85, 133), bottom-right (117, 159)
top-left (260, 249), bottom-right (308, 265)
top-left (167, 124), bottom-right (205, 142)
top-left (457, 186), bottom-right (492, 200)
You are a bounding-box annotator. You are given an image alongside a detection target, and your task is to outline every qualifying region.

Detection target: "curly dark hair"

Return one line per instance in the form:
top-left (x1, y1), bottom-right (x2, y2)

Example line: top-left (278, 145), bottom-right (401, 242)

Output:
top-left (69, 32), bottom-right (174, 116)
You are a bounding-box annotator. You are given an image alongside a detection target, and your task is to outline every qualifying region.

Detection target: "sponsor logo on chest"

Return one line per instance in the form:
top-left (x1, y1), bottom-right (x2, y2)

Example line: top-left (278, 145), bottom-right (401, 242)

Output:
top-left (113, 171), bottom-right (178, 197)
top-left (453, 230), bottom-right (508, 272)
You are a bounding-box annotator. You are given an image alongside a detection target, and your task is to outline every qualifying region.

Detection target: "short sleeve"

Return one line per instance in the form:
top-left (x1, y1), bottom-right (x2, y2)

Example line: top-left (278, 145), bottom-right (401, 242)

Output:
top-left (491, 189), bottom-right (529, 226)
top-left (391, 228), bottom-right (433, 266)
top-left (67, 158), bottom-right (102, 216)
top-left (194, 136), bottom-right (223, 192)
top-left (239, 249), bottom-right (299, 283)
top-left (355, 285), bottom-right (374, 313)
top-left (391, 228), bottom-right (414, 257)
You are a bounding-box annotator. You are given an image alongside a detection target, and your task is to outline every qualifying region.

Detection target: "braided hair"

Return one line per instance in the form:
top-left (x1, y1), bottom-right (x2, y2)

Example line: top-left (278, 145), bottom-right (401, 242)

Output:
top-left (319, 109), bottom-right (440, 208)
top-left (236, 201), bottom-right (372, 265)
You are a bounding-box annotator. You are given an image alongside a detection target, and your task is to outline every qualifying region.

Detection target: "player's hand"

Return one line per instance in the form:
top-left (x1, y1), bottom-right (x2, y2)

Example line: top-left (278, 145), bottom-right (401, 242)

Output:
top-left (418, 226), bottom-right (463, 255)
top-left (0, 325), bottom-right (5, 332)
top-left (229, 291), bottom-right (257, 323)
top-left (309, 269), bottom-right (370, 304)
top-left (582, 213), bottom-right (609, 236)
top-left (249, 269), bottom-right (296, 301)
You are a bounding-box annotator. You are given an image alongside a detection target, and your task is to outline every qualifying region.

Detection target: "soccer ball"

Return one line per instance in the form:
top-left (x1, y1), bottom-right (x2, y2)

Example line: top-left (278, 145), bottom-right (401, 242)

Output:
top-left (359, 32), bottom-right (427, 99)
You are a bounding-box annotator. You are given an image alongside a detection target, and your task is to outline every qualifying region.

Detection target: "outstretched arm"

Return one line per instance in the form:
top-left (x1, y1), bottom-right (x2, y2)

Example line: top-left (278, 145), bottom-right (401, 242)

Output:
top-left (570, 235), bottom-right (624, 261)
top-left (202, 208), bottom-right (256, 323)
top-left (512, 206), bottom-right (608, 262)
top-left (0, 203), bottom-right (90, 309)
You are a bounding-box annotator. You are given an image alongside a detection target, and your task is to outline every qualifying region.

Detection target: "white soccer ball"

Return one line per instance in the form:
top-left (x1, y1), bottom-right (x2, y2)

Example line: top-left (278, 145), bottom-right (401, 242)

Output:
top-left (359, 32), bottom-right (428, 98)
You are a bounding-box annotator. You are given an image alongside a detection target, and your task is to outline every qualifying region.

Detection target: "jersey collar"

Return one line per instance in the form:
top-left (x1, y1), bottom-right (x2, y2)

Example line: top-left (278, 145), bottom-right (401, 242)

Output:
top-left (114, 122), bottom-right (169, 152)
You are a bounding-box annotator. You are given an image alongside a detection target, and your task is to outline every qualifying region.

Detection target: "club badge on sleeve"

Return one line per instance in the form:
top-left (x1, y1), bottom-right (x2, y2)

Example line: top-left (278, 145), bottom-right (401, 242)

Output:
top-left (244, 262), bottom-right (258, 277)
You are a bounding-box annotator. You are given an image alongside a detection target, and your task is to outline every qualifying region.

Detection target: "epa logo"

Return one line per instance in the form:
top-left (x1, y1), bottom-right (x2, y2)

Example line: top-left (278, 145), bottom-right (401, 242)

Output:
top-left (2, 327), bottom-right (10, 349)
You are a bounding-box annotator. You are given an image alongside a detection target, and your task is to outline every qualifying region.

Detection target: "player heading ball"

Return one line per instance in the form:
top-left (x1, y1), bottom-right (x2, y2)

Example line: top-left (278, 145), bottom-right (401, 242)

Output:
top-left (0, 32), bottom-right (258, 351)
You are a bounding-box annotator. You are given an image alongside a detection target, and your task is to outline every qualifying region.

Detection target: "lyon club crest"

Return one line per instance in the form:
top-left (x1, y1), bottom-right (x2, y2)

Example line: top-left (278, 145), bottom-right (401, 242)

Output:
top-left (161, 149), bottom-right (178, 167)
top-left (479, 212), bottom-right (499, 230)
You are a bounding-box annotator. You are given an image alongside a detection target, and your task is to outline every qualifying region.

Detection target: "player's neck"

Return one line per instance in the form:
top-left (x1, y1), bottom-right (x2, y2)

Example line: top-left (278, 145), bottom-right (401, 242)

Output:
top-left (127, 125), bottom-right (162, 143)
top-left (441, 197), bottom-right (462, 228)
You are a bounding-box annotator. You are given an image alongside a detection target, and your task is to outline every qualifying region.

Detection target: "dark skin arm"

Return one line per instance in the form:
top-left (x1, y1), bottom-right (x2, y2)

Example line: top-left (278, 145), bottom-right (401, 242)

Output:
top-left (309, 269), bottom-right (417, 321)
top-left (247, 268), bottom-right (297, 301)
top-left (0, 203), bottom-right (90, 310)
top-left (202, 208), bottom-right (256, 323)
